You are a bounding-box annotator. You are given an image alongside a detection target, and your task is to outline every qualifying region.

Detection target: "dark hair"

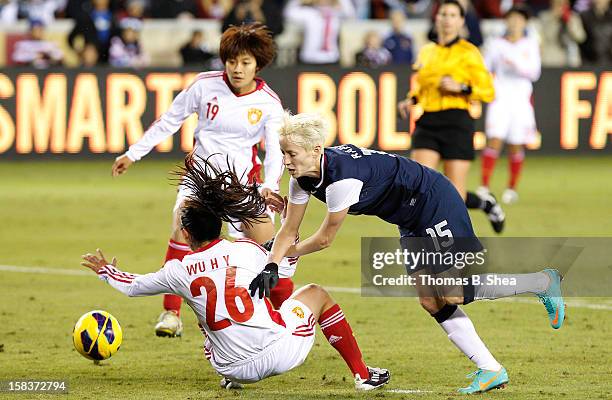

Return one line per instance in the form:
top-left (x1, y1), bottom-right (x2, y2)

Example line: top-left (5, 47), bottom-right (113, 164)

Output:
top-left (174, 154), bottom-right (267, 244)
top-left (439, 0), bottom-right (465, 17)
top-left (219, 22), bottom-right (276, 69)
top-left (504, 5), bottom-right (531, 20)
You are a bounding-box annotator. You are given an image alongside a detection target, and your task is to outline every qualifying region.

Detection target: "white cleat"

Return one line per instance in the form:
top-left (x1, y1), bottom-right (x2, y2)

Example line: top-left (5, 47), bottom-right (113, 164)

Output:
top-left (501, 188), bottom-right (519, 204)
top-left (220, 377), bottom-right (243, 390)
top-left (475, 186), bottom-right (490, 198)
top-left (155, 311), bottom-right (183, 337)
top-left (354, 366), bottom-right (391, 391)
top-left (219, 377), bottom-right (242, 390)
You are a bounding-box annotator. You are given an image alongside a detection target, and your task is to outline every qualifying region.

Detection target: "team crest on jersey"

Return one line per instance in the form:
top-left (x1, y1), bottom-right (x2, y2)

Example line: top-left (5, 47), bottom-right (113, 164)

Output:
top-left (248, 108), bottom-right (263, 125)
top-left (292, 307), bottom-right (305, 319)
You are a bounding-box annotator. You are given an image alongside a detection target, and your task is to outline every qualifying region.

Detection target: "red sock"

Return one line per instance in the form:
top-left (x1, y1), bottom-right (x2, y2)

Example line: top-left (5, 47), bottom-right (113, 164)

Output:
top-left (509, 151), bottom-right (524, 190)
top-left (481, 147), bottom-right (499, 187)
top-left (318, 304), bottom-right (368, 378)
top-left (270, 278), bottom-right (294, 309)
top-left (162, 239), bottom-right (190, 316)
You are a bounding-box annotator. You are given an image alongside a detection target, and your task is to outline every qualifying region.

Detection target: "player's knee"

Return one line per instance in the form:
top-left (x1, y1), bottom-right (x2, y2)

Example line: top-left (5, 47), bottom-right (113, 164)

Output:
top-left (418, 296), bottom-right (440, 314)
top-left (442, 296), bottom-right (464, 306)
top-left (303, 283), bottom-right (332, 302)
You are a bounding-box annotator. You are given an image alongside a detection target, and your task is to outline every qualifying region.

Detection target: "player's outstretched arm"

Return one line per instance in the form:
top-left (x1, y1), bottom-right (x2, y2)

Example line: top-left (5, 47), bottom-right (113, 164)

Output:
top-left (268, 200), bottom-right (308, 263)
top-left (81, 249), bottom-right (175, 297)
top-left (81, 248), bottom-right (117, 273)
top-left (111, 83), bottom-right (201, 176)
top-left (290, 208), bottom-right (349, 256)
top-left (111, 154), bottom-right (134, 177)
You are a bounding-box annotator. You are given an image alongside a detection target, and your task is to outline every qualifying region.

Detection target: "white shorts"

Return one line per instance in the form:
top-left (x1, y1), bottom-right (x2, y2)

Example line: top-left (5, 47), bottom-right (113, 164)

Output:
top-left (485, 100), bottom-right (537, 145)
top-left (209, 299), bottom-right (317, 383)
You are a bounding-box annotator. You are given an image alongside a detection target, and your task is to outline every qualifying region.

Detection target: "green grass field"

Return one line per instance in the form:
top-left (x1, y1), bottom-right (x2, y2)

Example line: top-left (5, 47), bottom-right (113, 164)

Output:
top-left (1, 156), bottom-right (611, 399)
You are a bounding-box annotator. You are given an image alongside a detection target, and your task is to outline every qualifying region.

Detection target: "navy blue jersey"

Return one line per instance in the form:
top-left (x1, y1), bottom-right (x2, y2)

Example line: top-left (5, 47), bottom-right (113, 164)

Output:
top-left (290, 145), bottom-right (442, 230)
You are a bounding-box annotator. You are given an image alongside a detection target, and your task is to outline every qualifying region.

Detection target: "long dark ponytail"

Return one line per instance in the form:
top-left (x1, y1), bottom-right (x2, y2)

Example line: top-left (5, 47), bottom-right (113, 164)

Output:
top-left (174, 153), bottom-right (267, 244)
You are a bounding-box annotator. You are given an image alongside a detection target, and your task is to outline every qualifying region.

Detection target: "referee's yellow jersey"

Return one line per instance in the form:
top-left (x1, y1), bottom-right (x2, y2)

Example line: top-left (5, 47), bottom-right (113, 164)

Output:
top-left (408, 37), bottom-right (494, 112)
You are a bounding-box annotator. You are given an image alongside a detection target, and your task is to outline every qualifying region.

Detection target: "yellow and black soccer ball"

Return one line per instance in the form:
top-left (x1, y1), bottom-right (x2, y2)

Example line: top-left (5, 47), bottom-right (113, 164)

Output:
top-left (73, 310), bottom-right (122, 361)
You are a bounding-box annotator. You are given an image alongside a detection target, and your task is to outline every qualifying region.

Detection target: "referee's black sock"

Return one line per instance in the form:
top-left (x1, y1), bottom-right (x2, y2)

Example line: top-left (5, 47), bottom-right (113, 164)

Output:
top-left (465, 191), bottom-right (485, 210)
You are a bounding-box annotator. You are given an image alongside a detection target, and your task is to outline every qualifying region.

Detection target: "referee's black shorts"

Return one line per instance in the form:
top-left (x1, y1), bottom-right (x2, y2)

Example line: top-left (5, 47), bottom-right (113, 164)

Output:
top-left (411, 109), bottom-right (475, 161)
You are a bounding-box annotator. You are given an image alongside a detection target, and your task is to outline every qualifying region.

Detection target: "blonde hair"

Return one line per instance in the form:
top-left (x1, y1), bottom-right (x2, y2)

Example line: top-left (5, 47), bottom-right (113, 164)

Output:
top-left (279, 111), bottom-right (328, 151)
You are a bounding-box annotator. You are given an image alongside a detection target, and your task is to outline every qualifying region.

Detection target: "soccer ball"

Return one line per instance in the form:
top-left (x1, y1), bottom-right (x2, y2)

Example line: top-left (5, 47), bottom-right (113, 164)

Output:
top-left (73, 310), bottom-right (123, 361)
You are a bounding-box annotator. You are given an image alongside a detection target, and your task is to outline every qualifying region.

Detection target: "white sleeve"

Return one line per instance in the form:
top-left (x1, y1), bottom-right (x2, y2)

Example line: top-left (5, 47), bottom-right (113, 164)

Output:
top-left (325, 178), bottom-right (363, 212)
top-left (338, 0), bottom-right (356, 18)
top-left (283, 0), bottom-right (308, 23)
top-left (483, 39), bottom-right (497, 73)
top-left (514, 40), bottom-right (541, 82)
top-left (125, 83), bottom-right (201, 161)
top-left (261, 105), bottom-right (284, 192)
top-left (97, 261), bottom-right (178, 297)
top-left (288, 177), bottom-right (310, 204)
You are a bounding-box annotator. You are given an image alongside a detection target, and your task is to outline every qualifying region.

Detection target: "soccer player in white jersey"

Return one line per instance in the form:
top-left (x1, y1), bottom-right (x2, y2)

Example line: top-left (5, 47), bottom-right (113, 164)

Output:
top-left (110, 23), bottom-right (295, 336)
top-left (82, 155), bottom-right (390, 391)
top-left (479, 5), bottom-right (541, 204)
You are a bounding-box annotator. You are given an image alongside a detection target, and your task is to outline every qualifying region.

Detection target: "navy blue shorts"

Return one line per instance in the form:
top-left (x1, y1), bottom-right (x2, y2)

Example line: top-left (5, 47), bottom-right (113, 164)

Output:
top-left (399, 176), bottom-right (482, 274)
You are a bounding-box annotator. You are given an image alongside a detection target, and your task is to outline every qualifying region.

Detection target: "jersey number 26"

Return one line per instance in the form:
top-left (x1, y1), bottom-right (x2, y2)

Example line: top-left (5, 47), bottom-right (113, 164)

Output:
top-left (190, 267), bottom-right (254, 331)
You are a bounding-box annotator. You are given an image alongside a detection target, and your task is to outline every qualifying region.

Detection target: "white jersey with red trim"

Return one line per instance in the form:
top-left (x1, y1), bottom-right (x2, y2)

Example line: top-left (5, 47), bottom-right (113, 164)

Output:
top-left (124, 71), bottom-right (284, 191)
top-left (484, 36), bottom-right (541, 102)
top-left (97, 238), bottom-right (297, 365)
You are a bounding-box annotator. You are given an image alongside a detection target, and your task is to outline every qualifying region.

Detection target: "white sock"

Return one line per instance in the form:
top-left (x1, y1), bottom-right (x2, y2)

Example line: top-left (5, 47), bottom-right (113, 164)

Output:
top-left (439, 307), bottom-right (501, 371)
top-left (473, 272), bottom-right (550, 301)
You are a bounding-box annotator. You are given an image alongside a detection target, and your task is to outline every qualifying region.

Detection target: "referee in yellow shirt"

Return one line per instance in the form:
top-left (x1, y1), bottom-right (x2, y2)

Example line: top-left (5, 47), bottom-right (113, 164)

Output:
top-left (398, 0), bottom-right (505, 233)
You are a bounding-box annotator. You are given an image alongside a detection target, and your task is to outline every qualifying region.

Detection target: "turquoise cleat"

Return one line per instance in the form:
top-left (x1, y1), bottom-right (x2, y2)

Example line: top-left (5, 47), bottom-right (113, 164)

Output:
top-left (458, 367), bottom-right (509, 394)
top-left (537, 268), bottom-right (566, 329)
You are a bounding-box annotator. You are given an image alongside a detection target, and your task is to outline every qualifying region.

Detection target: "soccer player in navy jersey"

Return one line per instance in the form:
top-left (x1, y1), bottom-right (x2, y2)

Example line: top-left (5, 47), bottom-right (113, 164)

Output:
top-left (250, 112), bottom-right (566, 394)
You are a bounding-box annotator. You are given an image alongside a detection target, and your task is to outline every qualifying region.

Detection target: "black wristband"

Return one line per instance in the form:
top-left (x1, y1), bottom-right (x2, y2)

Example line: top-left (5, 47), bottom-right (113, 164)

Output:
top-left (264, 262), bottom-right (278, 272)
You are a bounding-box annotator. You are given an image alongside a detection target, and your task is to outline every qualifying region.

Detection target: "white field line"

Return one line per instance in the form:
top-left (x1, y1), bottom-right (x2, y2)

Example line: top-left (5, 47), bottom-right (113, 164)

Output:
top-left (2, 264), bottom-right (611, 311)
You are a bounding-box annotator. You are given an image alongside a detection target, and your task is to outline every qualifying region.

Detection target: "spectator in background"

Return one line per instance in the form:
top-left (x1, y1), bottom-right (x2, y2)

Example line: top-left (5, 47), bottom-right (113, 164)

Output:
top-left (472, 0), bottom-right (505, 18)
top-left (180, 30), bottom-right (214, 66)
top-left (80, 42), bottom-right (100, 67)
top-left (116, 0), bottom-right (148, 20)
top-left (395, 0), bottom-right (434, 18)
top-left (196, 0), bottom-right (232, 19)
top-left (539, 0), bottom-right (585, 66)
top-left (12, 19), bottom-right (63, 68)
top-left (68, 0), bottom-right (117, 63)
top-left (17, 0), bottom-right (64, 24)
top-left (109, 17), bottom-right (149, 67)
top-left (579, 0), bottom-right (612, 64)
top-left (356, 30), bottom-right (392, 67)
top-left (404, 0), bottom-right (434, 17)
top-left (572, 0), bottom-right (593, 13)
top-left (428, 0), bottom-right (483, 47)
top-left (150, 0), bottom-right (197, 18)
top-left (526, 0), bottom-right (550, 15)
top-left (284, 0), bottom-right (356, 65)
top-left (64, 0), bottom-right (118, 19)
top-left (369, 0), bottom-right (433, 19)
top-left (383, 9), bottom-right (414, 64)
top-left (0, 0), bottom-right (18, 24)
top-left (222, 0), bottom-right (284, 36)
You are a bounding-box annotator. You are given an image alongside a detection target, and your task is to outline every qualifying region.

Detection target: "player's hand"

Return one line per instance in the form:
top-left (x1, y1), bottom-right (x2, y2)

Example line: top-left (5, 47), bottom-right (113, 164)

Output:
top-left (81, 249), bottom-right (117, 273)
top-left (439, 76), bottom-right (462, 94)
top-left (397, 98), bottom-right (414, 120)
top-left (249, 263), bottom-right (279, 299)
top-left (264, 190), bottom-right (286, 214)
top-left (112, 154), bottom-right (133, 177)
